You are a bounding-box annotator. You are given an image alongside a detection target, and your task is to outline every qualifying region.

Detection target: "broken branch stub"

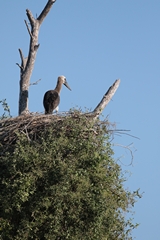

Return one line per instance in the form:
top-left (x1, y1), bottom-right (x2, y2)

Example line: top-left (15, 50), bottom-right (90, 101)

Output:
top-left (85, 79), bottom-right (120, 120)
top-left (18, 0), bottom-right (56, 115)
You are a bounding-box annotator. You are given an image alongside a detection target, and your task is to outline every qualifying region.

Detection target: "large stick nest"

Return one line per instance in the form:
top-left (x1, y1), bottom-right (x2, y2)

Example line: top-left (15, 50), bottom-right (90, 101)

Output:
top-left (0, 112), bottom-right (77, 146)
top-left (0, 111), bottom-right (112, 160)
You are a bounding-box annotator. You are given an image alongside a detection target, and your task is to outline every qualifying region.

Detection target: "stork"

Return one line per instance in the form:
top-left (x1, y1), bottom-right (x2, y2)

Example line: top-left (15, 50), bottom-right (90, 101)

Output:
top-left (43, 75), bottom-right (71, 114)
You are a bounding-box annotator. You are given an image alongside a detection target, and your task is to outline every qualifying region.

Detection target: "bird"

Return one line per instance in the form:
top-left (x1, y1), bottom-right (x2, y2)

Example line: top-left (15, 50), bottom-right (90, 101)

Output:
top-left (43, 75), bottom-right (71, 114)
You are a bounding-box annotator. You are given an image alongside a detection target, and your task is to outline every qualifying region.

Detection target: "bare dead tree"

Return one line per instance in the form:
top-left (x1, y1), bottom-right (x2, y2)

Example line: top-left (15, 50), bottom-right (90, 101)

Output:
top-left (17, 0), bottom-right (56, 115)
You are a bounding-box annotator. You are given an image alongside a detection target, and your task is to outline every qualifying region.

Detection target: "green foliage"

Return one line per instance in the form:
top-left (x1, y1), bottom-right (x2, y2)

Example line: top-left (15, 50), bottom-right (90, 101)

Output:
top-left (0, 114), bottom-right (140, 239)
top-left (0, 99), bottom-right (11, 120)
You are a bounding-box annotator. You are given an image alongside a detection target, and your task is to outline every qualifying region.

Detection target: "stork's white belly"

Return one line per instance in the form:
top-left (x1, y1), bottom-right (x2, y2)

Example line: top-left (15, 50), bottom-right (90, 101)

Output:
top-left (54, 106), bottom-right (59, 113)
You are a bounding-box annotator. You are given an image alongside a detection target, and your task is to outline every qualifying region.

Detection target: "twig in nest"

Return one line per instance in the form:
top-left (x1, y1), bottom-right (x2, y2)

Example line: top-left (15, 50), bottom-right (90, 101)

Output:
top-left (21, 129), bottom-right (31, 141)
top-left (113, 143), bottom-right (135, 166)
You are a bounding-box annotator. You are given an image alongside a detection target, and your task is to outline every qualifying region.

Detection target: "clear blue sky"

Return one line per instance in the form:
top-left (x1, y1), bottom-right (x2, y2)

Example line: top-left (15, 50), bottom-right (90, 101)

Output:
top-left (1, 1), bottom-right (160, 239)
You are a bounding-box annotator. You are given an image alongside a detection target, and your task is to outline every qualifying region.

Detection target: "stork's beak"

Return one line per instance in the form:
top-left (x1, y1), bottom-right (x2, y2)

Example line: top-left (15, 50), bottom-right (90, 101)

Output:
top-left (64, 80), bottom-right (71, 91)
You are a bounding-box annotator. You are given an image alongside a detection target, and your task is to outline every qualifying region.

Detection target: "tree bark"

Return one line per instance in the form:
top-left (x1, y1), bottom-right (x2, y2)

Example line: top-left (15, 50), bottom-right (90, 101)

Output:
top-left (85, 79), bottom-right (120, 119)
top-left (18, 0), bottom-right (56, 115)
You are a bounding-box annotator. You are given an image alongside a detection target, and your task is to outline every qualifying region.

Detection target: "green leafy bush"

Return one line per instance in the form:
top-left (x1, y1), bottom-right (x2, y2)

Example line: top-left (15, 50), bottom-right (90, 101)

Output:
top-left (0, 114), bottom-right (140, 239)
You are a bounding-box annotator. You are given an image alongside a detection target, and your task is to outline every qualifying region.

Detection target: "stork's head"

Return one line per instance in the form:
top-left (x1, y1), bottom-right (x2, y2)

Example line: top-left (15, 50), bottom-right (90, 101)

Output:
top-left (58, 75), bottom-right (71, 91)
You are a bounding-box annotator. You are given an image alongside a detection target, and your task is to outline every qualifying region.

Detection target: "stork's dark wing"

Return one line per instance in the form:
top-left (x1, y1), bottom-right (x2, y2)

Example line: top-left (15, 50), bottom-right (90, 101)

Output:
top-left (43, 90), bottom-right (60, 114)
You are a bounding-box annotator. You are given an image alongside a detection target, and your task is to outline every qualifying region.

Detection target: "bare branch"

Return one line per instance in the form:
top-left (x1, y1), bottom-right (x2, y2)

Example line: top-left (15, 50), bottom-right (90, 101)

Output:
top-left (113, 143), bottom-right (135, 166)
top-left (114, 130), bottom-right (140, 140)
top-left (17, 48), bottom-right (28, 71)
top-left (24, 20), bottom-right (33, 38)
top-left (18, 49), bottom-right (25, 68)
top-left (37, 0), bottom-right (56, 25)
top-left (30, 79), bottom-right (41, 86)
top-left (26, 9), bottom-right (35, 27)
top-left (18, 48), bottom-right (24, 62)
top-left (16, 63), bottom-right (24, 70)
top-left (92, 79), bottom-right (120, 119)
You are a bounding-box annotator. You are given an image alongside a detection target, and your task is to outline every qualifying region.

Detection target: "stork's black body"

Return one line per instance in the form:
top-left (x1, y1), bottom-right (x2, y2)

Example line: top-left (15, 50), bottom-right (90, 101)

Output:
top-left (43, 76), bottom-right (71, 114)
top-left (43, 90), bottom-right (60, 114)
